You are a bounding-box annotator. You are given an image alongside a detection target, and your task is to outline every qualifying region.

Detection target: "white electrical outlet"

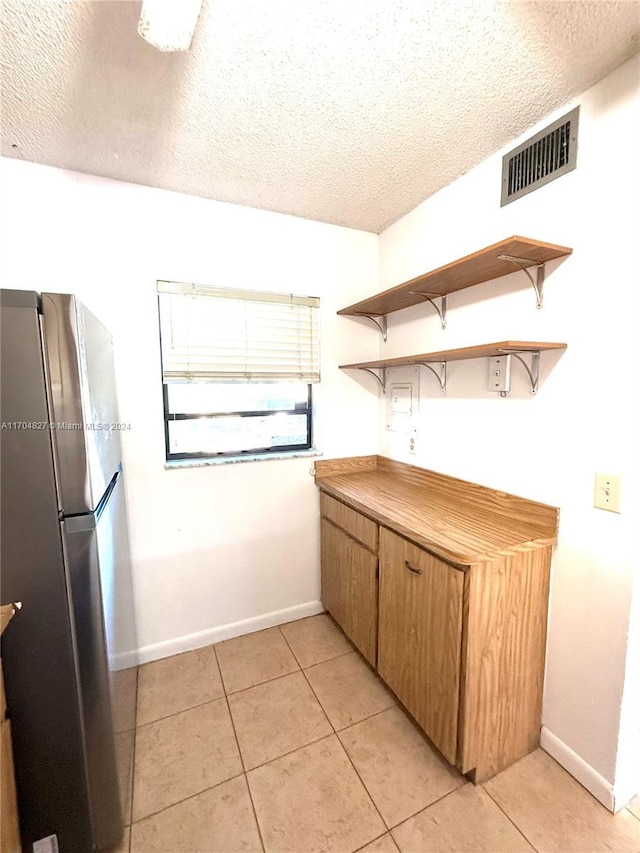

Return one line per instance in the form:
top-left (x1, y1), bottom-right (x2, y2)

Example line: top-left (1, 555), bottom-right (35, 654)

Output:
top-left (594, 473), bottom-right (621, 513)
top-left (488, 355), bottom-right (511, 394)
top-left (408, 434), bottom-right (417, 454)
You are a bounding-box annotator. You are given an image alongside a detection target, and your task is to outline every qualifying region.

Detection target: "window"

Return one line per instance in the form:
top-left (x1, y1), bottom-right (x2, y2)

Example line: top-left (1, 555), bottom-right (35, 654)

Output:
top-left (157, 281), bottom-right (320, 461)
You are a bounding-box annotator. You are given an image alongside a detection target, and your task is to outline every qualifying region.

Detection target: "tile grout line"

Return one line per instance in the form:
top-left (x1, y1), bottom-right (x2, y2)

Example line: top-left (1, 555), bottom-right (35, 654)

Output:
top-left (294, 637), bottom-right (468, 838)
top-left (132, 644), bottom-right (241, 830)
top-left (127, 667), bottom-right (140, 853)
top-left (332, 727), bottom-right (390, 838)
top-left (276, 622), bottom-right (356, 670)
top-left (245, 732), bottom-right (341, 774)
top-left (130, 649), bottom-right (262, 843)
top-left (135, 693), bottom-right (226, 730)
top-left (214, 644), bottom-right (267, 853)
top-left (213, 642), bottom-right (231, 697)
top-left (352, 831), bottom-right (397, 853)
top-left (134, 638), bottom-right (308, 729)
top-left (332, 702), bottom-right (399, 735)
top-left (280, 628), bottom-right (337, 736)
top-left (129, 638), bottom-right (233, 844)
top-left (223, 624), bottom-right (382, 773)
top-left (280, 625), bottom-right (390, 844)
top-left (215, 623), bottom-right (303, 691)
top-left (283, 628), bottom-right (391, 841)
top-left (240, 774), bottom-right (267, 853)
top-left (386, 782), bottom-right (470, 837)
top-left (276, 624), bottom-right (304, 668)
top-left (127, 771), bottom-right (247, 828)
top-left (138, 618), bottom-right (474, 849)
top-left (481, 782), bottom-right (541, 852)
top-left (126, 728), bottom-right (136, 853)
top-left (225, 665), bottom-right (303, 700)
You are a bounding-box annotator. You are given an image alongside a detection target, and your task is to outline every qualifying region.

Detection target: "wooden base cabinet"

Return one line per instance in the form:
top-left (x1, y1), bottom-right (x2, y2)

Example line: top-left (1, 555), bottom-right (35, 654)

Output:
top-left (316, 458), bottom-right (557, 783)
top-left (378, 528), bottom-right (553, 781)
top-left (377, 529), bottom-right (464, 765)
top-left (457, 545), bottom-right (552, 781)
top-left (320, 516), bottom-right (378, 667)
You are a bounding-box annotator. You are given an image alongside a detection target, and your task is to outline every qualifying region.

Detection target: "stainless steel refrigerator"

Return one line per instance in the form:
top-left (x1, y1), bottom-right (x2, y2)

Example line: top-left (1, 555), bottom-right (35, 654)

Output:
top-left (0, 290), bottom-right (138, 851)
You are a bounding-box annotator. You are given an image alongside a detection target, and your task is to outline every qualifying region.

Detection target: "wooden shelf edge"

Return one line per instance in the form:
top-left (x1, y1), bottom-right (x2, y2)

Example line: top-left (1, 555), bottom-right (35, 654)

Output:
top-left (338, 235), bottom-right (573, 318)
top-left (340, 341), bottom-right (567, 370)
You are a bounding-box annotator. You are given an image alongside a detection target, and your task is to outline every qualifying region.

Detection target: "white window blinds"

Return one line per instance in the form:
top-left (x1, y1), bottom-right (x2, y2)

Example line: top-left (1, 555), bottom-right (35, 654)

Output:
top-left (158, 281), bottom-right (320, 382)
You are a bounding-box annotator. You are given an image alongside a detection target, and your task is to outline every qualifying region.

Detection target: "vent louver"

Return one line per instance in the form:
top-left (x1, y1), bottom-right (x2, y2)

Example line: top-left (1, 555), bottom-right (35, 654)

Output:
top-left (501, 107), bottom-right (579, 206)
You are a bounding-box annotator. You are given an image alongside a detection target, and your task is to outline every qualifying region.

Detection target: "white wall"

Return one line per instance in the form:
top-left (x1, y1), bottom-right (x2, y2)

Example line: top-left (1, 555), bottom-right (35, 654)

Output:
top-left (2, 53), bottom-right (637, 810)
top-left (374, 54), bottom-right (640, 805)
top-left (0, 159), bottom-right (380, 660)
top-left (614, 570), bottom-right (640, 809)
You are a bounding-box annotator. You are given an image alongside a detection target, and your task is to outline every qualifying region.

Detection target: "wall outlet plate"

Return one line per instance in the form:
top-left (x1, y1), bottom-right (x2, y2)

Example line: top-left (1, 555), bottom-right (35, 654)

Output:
top-left (594, 472), bottom-right (621, 513)
top-left (488, 354), bottom-right (511, 393)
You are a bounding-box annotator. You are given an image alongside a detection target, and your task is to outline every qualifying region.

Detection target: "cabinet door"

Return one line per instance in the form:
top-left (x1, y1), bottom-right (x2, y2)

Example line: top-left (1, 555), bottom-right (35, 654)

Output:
top-left (378, 528), bottom-right (464, 764)
top-left (320, 519), bottom-right (378, 666)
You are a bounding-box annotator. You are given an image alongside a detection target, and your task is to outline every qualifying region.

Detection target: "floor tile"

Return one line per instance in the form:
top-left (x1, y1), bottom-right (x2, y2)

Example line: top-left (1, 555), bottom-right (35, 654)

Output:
top-left (628, 795), bottom-right (640, 820)
top-left (136, 645), bottom-right (224, 726)
top-left (115, 728), bottom-right (134, 826)
top-left (130, 776), bottom-right (262, 852)
top-left (484, 749), bottom-right (640, 852)
top-left (357, 833), bottom-right (400, 852)
top-left (280, 613), bottom-right (353, 668)
top-left (392, 783), bottom-right (534, 852)
top-left (248, 734), bottom-right (385, 852)
top-left (304, 652), bottom-right (396, 730)
top-left (216, 627), bottom-right (299, 694)
top-left (228, 671), bottom-right (332, 769)
top-left (132, 698), bottom-right (242, 822)
top-left (339, 707), bottom-right (461, 828)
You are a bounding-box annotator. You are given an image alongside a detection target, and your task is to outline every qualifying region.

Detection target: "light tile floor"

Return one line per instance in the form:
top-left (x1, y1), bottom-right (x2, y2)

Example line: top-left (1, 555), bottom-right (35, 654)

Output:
top-left (113, 613), bottom-right (640, 853)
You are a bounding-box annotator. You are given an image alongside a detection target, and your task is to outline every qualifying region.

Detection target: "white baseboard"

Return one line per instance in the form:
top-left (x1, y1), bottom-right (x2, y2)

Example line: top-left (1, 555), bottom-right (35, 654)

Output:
top-left (540, 726), bottom-right (615, 812)
top-left (114, 599), bottom-right (324, 669)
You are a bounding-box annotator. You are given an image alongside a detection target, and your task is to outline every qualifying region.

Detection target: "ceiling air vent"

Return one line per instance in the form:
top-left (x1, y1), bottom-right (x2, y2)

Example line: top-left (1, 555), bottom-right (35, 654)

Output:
top-left (501, 106), bottom-right (579, 207)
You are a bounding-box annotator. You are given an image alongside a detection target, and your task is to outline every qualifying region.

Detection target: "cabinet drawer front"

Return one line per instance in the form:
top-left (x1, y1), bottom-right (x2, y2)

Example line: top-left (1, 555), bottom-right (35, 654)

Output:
top-left (378, 528), bottom-right (464, 765)
top-left (320, 493), bottom-right (378, 552)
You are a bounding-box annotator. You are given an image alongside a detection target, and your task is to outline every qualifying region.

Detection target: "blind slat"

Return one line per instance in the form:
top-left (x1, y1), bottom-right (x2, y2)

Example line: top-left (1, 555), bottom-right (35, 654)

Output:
top-left (158, 282), bottom-right (320, 383)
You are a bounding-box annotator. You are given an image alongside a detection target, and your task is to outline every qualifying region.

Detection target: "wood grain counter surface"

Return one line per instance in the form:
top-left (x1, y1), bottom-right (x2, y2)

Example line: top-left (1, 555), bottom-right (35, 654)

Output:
top-left (315, 455), bottom-right (559, 566)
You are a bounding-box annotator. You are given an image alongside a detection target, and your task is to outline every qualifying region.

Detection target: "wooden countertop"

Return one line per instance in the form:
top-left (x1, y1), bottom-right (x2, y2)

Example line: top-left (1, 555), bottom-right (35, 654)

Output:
top-left (315, 456), bottom-right (559, 566)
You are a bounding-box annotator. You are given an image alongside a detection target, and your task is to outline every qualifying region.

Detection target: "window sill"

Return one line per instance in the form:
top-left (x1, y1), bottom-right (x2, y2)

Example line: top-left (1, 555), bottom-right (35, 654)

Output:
top-left (164, 448), bottom-right (323, 469)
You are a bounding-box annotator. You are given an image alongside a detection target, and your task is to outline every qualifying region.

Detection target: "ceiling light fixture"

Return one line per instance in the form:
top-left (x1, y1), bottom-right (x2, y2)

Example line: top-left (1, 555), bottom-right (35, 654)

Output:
top-left (138, 0), bottom-right (205, 52)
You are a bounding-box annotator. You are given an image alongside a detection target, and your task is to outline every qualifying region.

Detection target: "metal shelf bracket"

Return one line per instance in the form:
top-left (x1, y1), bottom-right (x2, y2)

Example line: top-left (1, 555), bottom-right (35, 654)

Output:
top-left (498, 349), bottom-right (540, 395)
top-left (353, 314), bottom-right (388, 342)
top-left (408, 292), bottom-right (447, 329)
top-left (417, 361), bottom-right (447, 395)
top-left (497, 255), bottom-right (547, 309)
top-left (359, 367), bottom-right (387, 392)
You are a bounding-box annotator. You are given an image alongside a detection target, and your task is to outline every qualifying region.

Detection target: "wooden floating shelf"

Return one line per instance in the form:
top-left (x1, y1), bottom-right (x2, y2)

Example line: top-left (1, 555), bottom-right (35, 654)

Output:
top-left (340, 341), bottom-right (567, 371)
top-left (341, 341), bottom-right (567, 396)
top-left (338, 236), bottom-right (573, 319)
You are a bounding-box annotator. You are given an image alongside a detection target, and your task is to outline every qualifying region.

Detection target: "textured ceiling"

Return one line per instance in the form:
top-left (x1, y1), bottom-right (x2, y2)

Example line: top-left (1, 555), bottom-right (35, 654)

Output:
top-left (1, 0), bottom-right (639, 232)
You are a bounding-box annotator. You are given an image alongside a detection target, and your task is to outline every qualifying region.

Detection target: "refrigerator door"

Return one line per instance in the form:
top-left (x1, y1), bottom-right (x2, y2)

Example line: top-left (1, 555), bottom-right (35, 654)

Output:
top-left (41, 292), bottom-right (122, 515)
top-left (1, 289), bottom-right (95, 851)
top-left (62, 480), bottom-right (127, 850)
top-left (95, 467), bottom-right (138, 816)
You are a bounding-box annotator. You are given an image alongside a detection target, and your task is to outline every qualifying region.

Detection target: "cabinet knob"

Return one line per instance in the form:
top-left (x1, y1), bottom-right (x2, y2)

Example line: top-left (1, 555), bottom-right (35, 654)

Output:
top-left (404, 560), bottom-right (422, 575)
